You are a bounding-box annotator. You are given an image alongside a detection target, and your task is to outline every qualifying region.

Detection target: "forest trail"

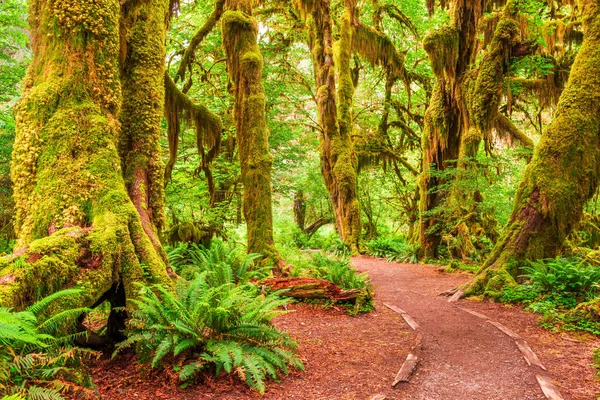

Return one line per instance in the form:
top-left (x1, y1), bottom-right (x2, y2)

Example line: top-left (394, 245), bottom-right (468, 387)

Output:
top-left (89, 256), bottom-right (599, 400)
top-left (354, 256), bottom-right (599, 400)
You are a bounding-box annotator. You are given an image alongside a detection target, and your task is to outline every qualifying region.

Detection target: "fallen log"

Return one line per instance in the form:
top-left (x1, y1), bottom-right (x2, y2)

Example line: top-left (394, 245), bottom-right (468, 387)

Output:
top-left (262, 277), bottom-right (364, 302)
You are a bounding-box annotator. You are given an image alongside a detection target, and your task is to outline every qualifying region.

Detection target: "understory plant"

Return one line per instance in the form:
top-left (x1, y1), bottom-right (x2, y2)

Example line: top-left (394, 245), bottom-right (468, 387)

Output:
top-left (500, 257), bottom-right (600, 334)
top-left (116, 275), bottom-right (303, 394)
top-left (167, 239), bottom-right (268, 284)
top-left (0, 289), bottom-right (95, 400)
top-left (366, 237), bottom-right (419, 263)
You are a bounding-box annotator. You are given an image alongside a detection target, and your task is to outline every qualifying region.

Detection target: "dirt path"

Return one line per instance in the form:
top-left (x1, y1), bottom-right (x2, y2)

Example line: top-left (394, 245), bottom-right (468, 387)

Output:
top-left (354, 256), bottom-right (600, 400)
top-left (87, 257), bottom-right (600, 399)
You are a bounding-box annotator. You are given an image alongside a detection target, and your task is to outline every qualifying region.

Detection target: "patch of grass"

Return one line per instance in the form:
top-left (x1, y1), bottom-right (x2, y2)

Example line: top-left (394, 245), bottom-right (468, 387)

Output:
top-left (366, 237), bottom-right (418, 263)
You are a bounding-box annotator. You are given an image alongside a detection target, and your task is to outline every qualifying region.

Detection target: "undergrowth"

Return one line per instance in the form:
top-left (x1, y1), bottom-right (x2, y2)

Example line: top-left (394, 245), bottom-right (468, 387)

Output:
top-left (366, 237), bottom-right (418, 263)
top-left (0, 289), bottom-right (96, 400)
top-left (500, 257), bottom-right (600, 335)
top-left (115, 275), bottom-right (303, 394)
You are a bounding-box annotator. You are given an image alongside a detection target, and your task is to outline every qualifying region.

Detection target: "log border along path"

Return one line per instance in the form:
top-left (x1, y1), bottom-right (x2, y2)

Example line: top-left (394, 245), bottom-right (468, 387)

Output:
top-left (352, 256), bottom-right (574, 400)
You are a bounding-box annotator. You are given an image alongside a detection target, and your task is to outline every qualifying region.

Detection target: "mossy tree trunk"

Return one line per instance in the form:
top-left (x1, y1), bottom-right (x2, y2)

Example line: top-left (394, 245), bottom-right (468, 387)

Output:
top-left (467, 0), bottom-right (600, 296)
top-left (1, 0), bottom-right (172, 328)
top-left (120, 0), bottom-right (171, 262)
top-left (304, 0), bottom-right (361, 254)
top-left (221, 0), bottom-right (278, 261)
top-left (419, 0), bottom-right (486, 258)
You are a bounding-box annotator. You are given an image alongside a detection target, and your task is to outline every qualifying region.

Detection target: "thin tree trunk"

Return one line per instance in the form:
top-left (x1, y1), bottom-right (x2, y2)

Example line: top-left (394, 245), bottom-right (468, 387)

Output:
top-left (466, 0), bottom-right (600, 296)
top-left (120, 0), bottom-right (171, 261)
top-left (221, 0), bottom-right (278, 260)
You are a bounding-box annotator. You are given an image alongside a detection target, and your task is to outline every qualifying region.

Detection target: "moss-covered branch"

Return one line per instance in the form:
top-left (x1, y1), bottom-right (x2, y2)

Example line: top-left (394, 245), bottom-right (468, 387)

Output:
top-left (466, 0), bottom-right (600, 297)
top-left (174, 0), bottom-right (226, 83)
top-left (164, 73), bottom-right (222, 183)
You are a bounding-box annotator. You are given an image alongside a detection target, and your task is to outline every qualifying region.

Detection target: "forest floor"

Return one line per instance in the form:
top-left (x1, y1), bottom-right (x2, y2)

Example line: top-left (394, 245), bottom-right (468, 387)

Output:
top-left (85, 256), bottom-right (600, 400)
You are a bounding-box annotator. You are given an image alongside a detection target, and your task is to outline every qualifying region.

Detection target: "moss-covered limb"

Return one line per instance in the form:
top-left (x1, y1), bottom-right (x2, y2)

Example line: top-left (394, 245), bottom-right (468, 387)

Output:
top-left (119, 0), bottom-right (171, 261)
top-left (164, 73), bottom-right (222, 184)
top-left (352, 23), bottom-right (409, 85)
top-left (466, 0), bottom-right (600, 295)
top-left (470, 1), bottom-right (520, 139)
top-left (174, 0), bottom-right (226, 83)
top-left (221, 1), bottom-right (278, 261)
top-left (5, 0), bottom-right (172, 320)
top-left (494, 113), bottom-right (534, 150)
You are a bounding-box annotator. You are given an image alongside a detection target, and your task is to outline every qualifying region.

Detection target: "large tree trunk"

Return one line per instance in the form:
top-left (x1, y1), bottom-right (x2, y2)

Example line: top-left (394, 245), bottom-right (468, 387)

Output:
top-left (1, 0), bottom-right (172, 323)
top-left (304, 0), bottom-right (361, 254)
top-left (419, 0), bottom-right (486, 258)
top-left (467, 0), bottom-right (600, 297)
top-left (221, 0), bottom-right (278, 260)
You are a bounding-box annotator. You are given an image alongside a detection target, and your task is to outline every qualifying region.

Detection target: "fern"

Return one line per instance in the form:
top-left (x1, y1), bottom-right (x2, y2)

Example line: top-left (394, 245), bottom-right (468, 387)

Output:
top-left (0, 290), bottom-right (96, 400)
top-left (167, 240), bottom-right (268, 285)
top-left (116, 275), bottom-right (303, 394)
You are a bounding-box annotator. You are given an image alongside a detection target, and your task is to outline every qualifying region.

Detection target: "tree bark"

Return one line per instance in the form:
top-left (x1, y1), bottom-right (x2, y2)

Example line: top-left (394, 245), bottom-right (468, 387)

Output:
top-left (1, 0), bottom-right (172, 317)
top-left (120, 0), bottom-right (171, 261)
top-left (467, 0), bottom-right (600, 297)
top-left (419, 0), bottom-right (486, 258)
top-left (221, 0), bottom-right (278, 260)
top-left (303, 0), bottom-right (361, 254)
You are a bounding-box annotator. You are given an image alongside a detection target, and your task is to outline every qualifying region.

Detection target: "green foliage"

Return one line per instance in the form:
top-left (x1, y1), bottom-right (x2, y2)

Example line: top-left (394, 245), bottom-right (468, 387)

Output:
top-left (499, 258), bottom-right (600, 335)
top-left (366, 237), bottom-right (419, 263)
top-left (0, 290), bottom-right (95, 399)
top-left (166, 239), bottom-right (268, 284)
top-left (116, 276), bottom-right (303, 394)
top-left (522, 258), bottom-right (600, 302)
top-left (311, 253), bottom-right (371, 292)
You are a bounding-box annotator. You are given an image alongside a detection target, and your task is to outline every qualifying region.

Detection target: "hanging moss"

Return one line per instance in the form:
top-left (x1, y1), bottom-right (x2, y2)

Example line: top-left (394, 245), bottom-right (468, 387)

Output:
top-left (352, 23), bottom-right (409, 85)
top-left (470, 3), bottom-right (520, 138)
top-left (466, 0), bottom-right (600, 295)
top-left (423, 26), bottom-right (459, 79)
top-left (163, 73), bottom-right (222, 183)
top-left (3, 0), bottom-right (173, 316)
top-left (221, 0), bottom-right (279, 262)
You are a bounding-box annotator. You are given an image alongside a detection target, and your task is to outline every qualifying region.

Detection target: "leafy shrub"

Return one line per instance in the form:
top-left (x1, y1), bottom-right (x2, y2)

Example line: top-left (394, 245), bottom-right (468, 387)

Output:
top-left (499, 257), bottom-right (600, 335)
top-left (522, 258), bottom-right (600, 301)
top-left (328, 238), bottom-right (351, 257)
top-left (311, 254), bottom-right (371, 291)
top-left (0, 289), bottom-right (95, 400)
top-left (366, 237), bottom-right (419, 263)
top-left (116, 275), bottom-right (303, 394)
top-left (167, 239), bottom-right (268, 284)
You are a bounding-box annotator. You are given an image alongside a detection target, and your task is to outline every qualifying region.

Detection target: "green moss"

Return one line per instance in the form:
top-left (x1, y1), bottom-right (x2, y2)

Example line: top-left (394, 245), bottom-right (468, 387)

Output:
top-left (423, 26), bottom-right (459, 79)
top-left (222, 3), bottom-right (278, 263)
top-left (2, 0), bottom-right (173, 317)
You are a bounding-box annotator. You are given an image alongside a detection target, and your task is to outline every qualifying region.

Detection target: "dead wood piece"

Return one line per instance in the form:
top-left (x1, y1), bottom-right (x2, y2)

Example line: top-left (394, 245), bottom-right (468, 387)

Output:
top-left (392, 333), bottom-right (423, 386)
top-left (439, 287), bottom-right (458, 296)
top-left (447, 290), bottom-right (464, 303)
top-left (515, 339), bottom-right (546, 370)
top-left (384, 303), bottom-right (407, 314)
top-left (401, 314), bottom-right (420, 331)
top-left (536, 375), bottom-right (564, 400)
top-left (487, 320), bottom-right (521, 340)
top-left (457, 307), bottom-right (489, 320)
top-left (263, 277), bottom-right (363, 302)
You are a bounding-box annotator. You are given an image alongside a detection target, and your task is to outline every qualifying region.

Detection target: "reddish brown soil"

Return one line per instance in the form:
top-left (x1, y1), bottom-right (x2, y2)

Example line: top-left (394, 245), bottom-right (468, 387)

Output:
top-left (81, 256), bottom-right (600, 399)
